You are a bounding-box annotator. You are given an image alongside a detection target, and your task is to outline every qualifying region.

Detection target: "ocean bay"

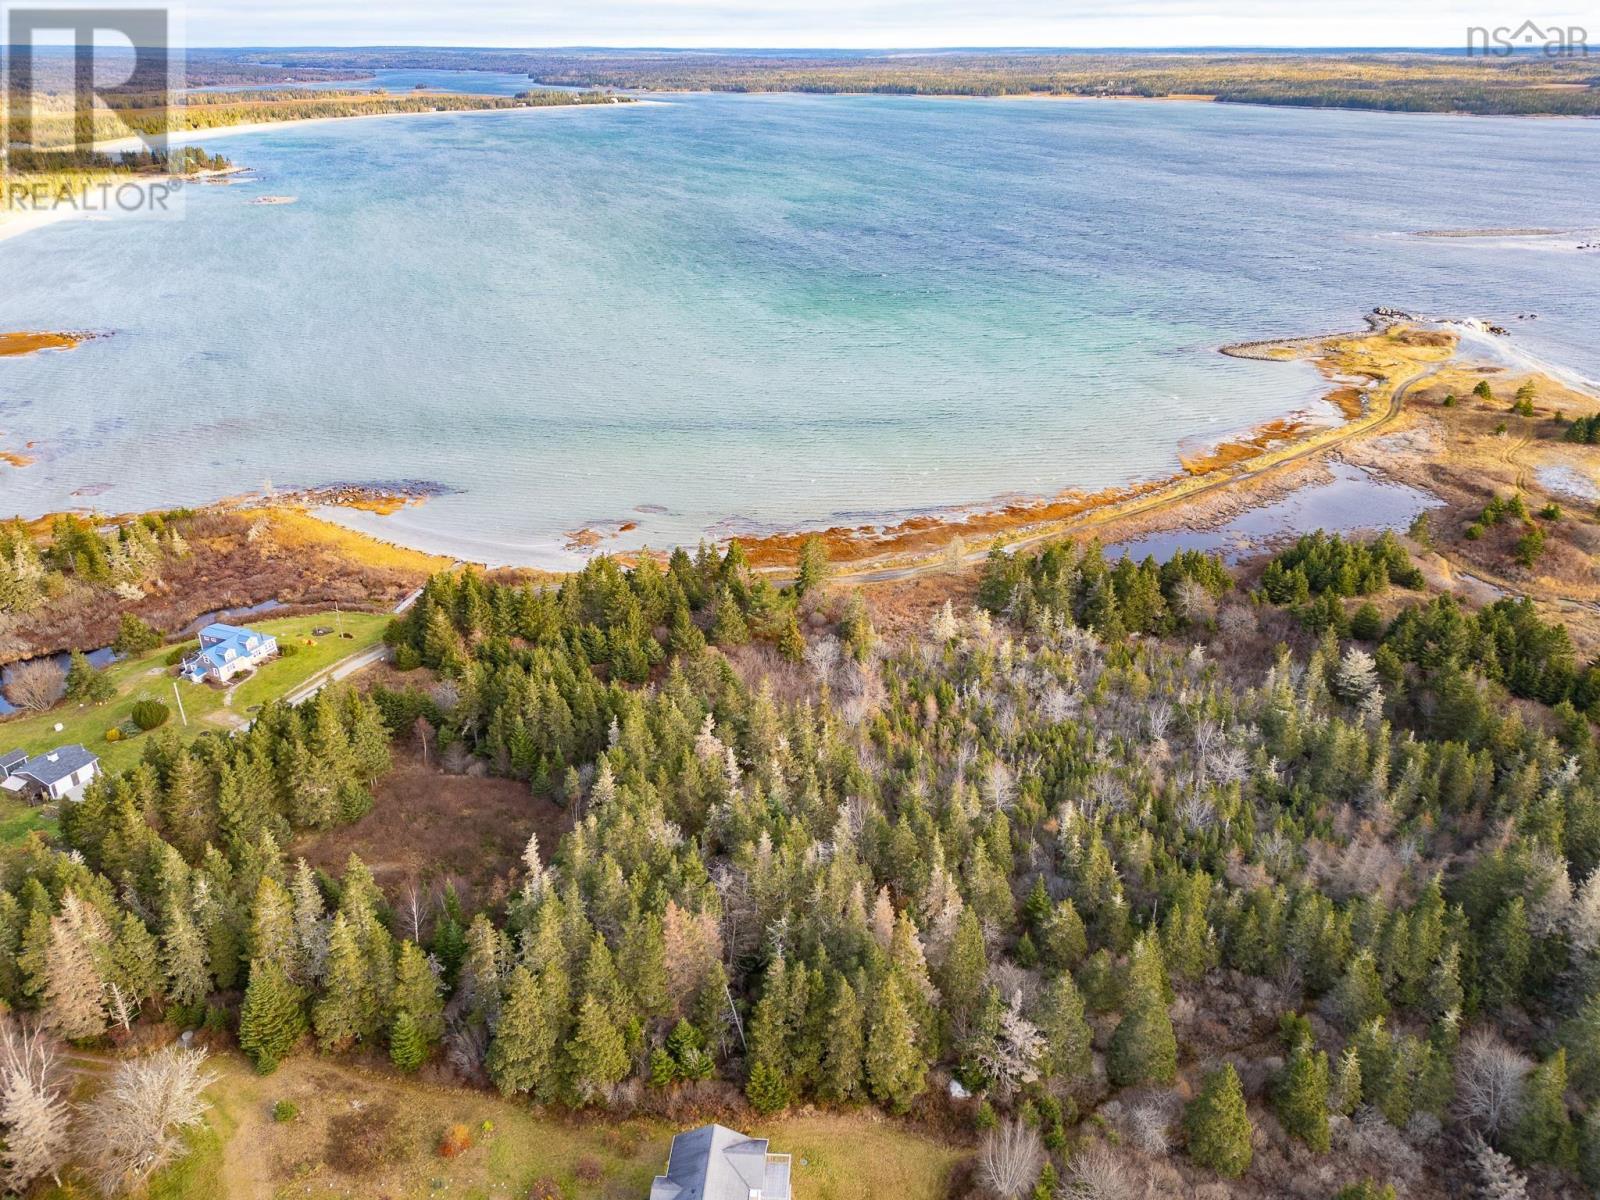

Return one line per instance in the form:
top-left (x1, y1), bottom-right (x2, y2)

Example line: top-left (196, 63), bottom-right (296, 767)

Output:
top-left (2, 90), bottom-right (1597, 565)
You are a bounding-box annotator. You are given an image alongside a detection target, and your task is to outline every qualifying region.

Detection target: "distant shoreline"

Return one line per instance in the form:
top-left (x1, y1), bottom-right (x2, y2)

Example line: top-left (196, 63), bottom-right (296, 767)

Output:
top-left (0, 98), bottom-right (645, 245)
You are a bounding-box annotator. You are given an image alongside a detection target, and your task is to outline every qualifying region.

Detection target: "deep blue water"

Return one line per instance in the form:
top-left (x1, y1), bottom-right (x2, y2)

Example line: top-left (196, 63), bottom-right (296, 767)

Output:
top-left (1, 92), bottom-right (1596, 565)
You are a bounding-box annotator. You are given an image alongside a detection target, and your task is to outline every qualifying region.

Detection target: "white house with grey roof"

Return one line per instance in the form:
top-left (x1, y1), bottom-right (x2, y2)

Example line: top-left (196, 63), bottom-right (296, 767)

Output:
top-left (649, 1125), bottom-right (791, 1200)
top-left (0, 744), bottom-right (100, 802)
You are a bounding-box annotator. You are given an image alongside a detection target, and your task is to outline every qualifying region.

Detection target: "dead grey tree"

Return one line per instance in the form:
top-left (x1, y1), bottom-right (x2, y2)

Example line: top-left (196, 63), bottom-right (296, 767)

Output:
top-left (0, 1017), bottom-right (71, 1194)
top-left (76, 1046), bottom-right (217, 1196)
top-left (977, 1119), bottom-right (1043, 1200)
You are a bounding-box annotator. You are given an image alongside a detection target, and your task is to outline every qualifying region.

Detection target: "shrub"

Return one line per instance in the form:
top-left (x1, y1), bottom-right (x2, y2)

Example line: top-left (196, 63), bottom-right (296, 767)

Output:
top-left (104, 727), bottom-right (122, 743)
top-left (272, 1100), bottom-right (298, 1123)
top-left (130, 698), bottom-right (170, 731)
top-left (278, 642), bottom-right (301, 658)
top-left (164, 642), bottom-right (197, 666)
top-left (575, 1157), bottom-right (604, 1183)
top-left (438, 1123), bottom-right (474, 1158)
top-left (1539, 502), bottom-right (1562, 521)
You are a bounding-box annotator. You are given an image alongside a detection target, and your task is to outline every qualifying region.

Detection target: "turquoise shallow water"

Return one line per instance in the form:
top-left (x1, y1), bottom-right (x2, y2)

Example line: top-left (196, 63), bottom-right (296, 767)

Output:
top-left (1, 91), bottom-right (1598, 565)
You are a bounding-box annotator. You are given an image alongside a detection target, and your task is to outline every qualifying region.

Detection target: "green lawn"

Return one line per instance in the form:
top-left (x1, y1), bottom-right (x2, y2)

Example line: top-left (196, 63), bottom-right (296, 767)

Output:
top-left (0, 611), bottom-right (390, 833)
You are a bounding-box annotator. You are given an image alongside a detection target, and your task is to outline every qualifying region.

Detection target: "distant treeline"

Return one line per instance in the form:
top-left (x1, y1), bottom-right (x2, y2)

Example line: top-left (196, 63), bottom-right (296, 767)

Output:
top-left (8, 89), bottom-right (626, 151)
top-left (224, 49), bottom-right (1600, 116)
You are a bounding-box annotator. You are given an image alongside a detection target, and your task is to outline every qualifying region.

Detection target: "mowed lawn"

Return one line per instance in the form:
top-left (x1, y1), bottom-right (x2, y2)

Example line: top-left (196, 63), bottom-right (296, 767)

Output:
top-left (125, 1053), bottom-right (966, 1200)
top-left (0, 611), bottom-right (390, 842)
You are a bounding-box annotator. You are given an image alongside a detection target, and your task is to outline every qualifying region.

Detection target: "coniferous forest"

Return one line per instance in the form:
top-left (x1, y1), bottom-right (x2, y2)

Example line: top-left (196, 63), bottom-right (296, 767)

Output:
top-left (7, 532), bottom-right (1600, 1196)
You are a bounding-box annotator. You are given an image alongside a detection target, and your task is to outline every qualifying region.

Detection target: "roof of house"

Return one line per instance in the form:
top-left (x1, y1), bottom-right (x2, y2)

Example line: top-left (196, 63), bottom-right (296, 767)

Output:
top-left (199, 622), bottom-right (260, 642)
top-left (650, 1125), bottom-right (786, 1200)
top-left (17, 744), bottom-right (98, 787)
top-left (0, 749), bottom-right (28, 773)
top-left (188, 624), bottom-right (273, 672)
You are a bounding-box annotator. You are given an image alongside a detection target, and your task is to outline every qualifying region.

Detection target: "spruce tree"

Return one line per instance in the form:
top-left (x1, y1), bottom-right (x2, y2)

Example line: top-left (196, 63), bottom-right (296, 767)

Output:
top-left (312, 914), bottom-right (372, 1051)
top-left (1505, 1049), bottom-right (1577, 1168)
top-left (1039, 972), bottom-right (1092, 1083)
top-left (109, 912), bottom-right (163, 1008)
top-left (238, 958), bottom-right (307, 1074)
top-left (389, 1008), bottom-right (426, 1072)
top-left (1330, 1045), bottom-right (1363, 1116)
top-left (488, 966), bottom-right (553, 1096)
top-left (1482, 896), bottom-right (1531, 1011)
top-left (865, 976), bottom-right (925, 1113)
top-left (162, 908), bottom-right (212, 1010)
top-left (777, 612), bottom-right (806, 663)
top-left (1331, 949), bottom-right (1388, 1029)
top-left (247, 877), bottom-right (297, 977)
top-left (818, 977), bottom-right (865, 1105)
top-left (393, 940), bottom-right (445, 1046)
top-left (1109, 942), bottom-right (1177, 1088)
top-left (711, 586), bottom-right (750, 646)
top-left (941, 907), bottom-right (988, 1027)
top-left (565, 992), bottom-right (629, 1107)
top-left (1274, 1039), bottom-right (1331, 1152)
top-left (1183, 1064), bottom-right (1253, 1177)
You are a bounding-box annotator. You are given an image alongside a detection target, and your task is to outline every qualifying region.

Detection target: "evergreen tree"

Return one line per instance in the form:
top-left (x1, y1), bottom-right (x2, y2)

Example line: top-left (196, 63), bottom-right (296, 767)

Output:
top-left (1039, 972), bottom-right (1092, 1083)
top-left (1505, 1049), bottom-right (1576, 1168)
top-left (162, 908), bottom-right (212, 1010)
top-left (778, 612), bottom-right (806, 663)
top-left (108, 912), bottom-right (163, 1007)
top-left (1183, 1064), bottom-right (1253, 1177)
top-left (565, 993), bottom-right (629, 1107)
top-left (1274, 1038), bottom-right (1331, 1152)
top-left (312, 914), bottom-right (374, 1051)
top-left (711, 587), bottom-right (749, 647)
top-left (238, 958), bottom-right (307, 1074)
top-left (818, 976), bottom-right (865, 1105)
top-left (1109, 941), bottom-right (1177, 1088)
top-left (389, 1008), bottom-right (426, 1072)
top-left (1330, 1046), bottom-right (1362, 1116)
top-left (488, 966), bottom-right (554, 1096)
top-left (393, 940), bottom-right (445, 1046)
top-left (1482, 897), bottom-right (1531, 1011)
top-left (795, 537), bottom-right (829, 598)
top-left (865, 976), bottom-right (925, 1113)
top-left (941, 907), bottom-right (988, 1028)
top-left (1331, 949), bottom-right (1388, 1029)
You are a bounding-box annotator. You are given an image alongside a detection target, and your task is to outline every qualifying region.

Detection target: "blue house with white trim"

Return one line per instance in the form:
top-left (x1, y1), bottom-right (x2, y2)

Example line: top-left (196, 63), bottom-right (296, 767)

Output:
top-left (181, 623), bottom-right (278, 685)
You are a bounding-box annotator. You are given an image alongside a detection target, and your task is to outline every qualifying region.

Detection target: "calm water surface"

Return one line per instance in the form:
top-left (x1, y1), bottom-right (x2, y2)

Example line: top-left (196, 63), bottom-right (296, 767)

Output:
top-left (1, 92), bottom-right (1596, 565)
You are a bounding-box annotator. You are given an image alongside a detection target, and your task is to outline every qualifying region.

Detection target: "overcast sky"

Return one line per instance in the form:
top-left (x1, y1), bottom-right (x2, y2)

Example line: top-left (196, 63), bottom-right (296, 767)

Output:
top-left (171, 1), bottom-right (1596, 49)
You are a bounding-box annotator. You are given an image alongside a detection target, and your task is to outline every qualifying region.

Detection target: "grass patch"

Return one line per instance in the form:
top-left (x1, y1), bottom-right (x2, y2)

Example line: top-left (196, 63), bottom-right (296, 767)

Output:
top-left (0, 611), bottom-right (389, 792)
top-left (178, 1053), bottom-right (962, 1200)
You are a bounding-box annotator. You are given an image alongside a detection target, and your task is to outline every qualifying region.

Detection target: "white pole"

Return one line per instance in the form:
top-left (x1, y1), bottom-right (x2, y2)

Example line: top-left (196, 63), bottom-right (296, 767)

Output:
top-left (172, 681), bottom-right (188, 727)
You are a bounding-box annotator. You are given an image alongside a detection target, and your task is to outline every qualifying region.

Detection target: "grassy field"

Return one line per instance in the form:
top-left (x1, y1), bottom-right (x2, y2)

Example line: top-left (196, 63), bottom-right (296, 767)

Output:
top-left (115, 1052), bottom-right (966, 1200)
top-left (0, 611), bottom-right (389, 841)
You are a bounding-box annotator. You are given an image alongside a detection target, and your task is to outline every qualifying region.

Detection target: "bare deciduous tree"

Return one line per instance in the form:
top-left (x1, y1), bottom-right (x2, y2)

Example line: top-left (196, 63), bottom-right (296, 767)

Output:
top-left (1061, 1144), bottom-right (1135, 1200)
top-left (76, 1046), bottom-right (217, 1197)
top-left (977, 1119), bottom-right (1043, 1200)
top-left (4, 659), bottom-right (65, 712)
top-left (0, 1017), bottom-right (71, 1194)
top-left (1456, 1029), bottom-right (1531, 1138)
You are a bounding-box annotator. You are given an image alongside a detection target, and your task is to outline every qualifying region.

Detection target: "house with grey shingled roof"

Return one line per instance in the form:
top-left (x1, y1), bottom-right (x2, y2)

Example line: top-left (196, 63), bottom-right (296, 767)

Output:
top-left (649, 1124), bottom-right (791, 1200)
top-left (0, 744), bottom-right (100, 802)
